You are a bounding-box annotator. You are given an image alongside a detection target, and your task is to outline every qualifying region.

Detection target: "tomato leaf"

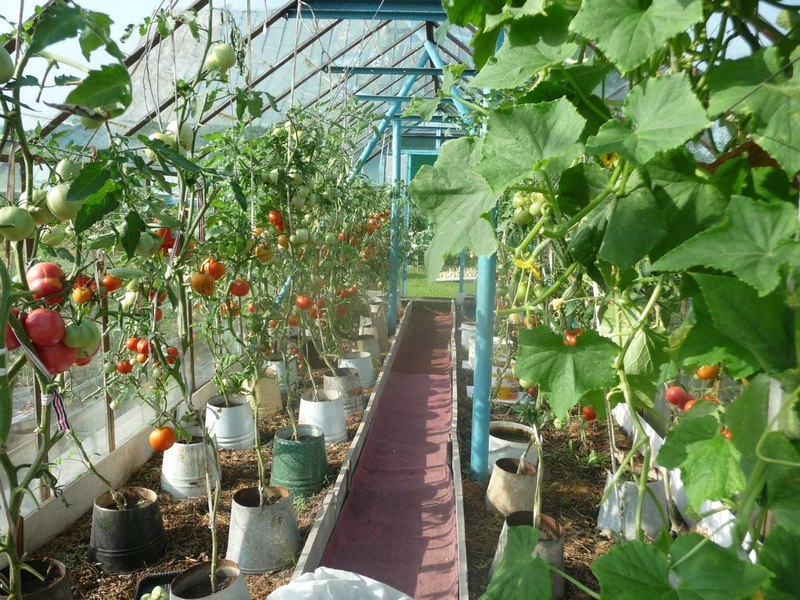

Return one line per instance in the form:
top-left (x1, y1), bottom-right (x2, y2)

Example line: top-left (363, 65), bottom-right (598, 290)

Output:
top-left (669, 533), bottom-right (771, 600)
top-left (693, 273), bottom-right (794, 374)
top-left (408, 137), bottom-right (498, 282)
top-left (67, 162), bottom-right (110, 202)
top-left (591, 541), bottom-right (676, 600)
top-left (138, 135), bottom-right (202, 173)
top-left (516, 327), bottom-right (618, 417)
top-left (651, 196), bottom-right (800, 296)
top-left (570, 0), bottom-right (703, 73)
top-left (472, 99), bottom-right (586, 194)
top-left (121, 210), bottom-right (147, 259)
top-left (27, 5), bottom-right (85, 55)
top-left (587, 74), bottom-right (708, 166)
top-left (74, 181), bottom-right (120, 234)
top-left (230, 179), bottom-right (248, 211)
top-left (66, 63), bottom-right (131, 111)
top-left (482, 526), bottom-right (550, 600)
top-left (471, 5), bottom-right (577, 90)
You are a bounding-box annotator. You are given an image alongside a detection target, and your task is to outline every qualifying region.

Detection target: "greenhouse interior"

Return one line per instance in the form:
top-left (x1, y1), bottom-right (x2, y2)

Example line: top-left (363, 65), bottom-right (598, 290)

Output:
top-left (0, 0), bottom-right (798, 598)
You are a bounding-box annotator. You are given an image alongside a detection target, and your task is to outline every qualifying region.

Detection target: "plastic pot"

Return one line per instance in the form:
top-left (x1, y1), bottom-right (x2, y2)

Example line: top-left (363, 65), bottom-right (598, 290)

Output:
top-left (242, 373), bottom-right (281, 417)
top-left (485, 458), bottom-right (537, 516)
top-left (596, 470), bottom-right (669, 540)
top-left (299, 389), bottom-right (347, 445)
top-left (225, 486), bottom-right (301, 574)
top-left (169, 559), bottom-right (250, 600)
top-left (270, 424), bottom-right (328, 498)
top-left (0, 558), bottom-right (72, 600)
top-left (265, 354), bottom-right (297, 394)
top-left (352, 334), bottom-right (380, 364)
top-left (90, 486), bottom-right (165, 572)
top-left (205, 395), bottom-right (255, 450)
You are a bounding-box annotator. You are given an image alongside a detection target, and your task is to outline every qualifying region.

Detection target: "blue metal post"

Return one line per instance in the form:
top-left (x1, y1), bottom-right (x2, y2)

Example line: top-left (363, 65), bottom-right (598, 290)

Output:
top-left (388, 120), bottom-right (402, 334)
top-left (423, 41), bottom-right (471, 117)
top-left (458, 251), bottom-right (466, 293)
top-left (351, 53), bottom-right (430, 176)
top-left (470, 253), bottom-right (496, 481)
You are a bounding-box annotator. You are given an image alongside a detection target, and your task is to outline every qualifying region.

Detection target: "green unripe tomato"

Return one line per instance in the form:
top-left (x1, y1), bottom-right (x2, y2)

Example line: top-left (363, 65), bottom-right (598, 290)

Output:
top-left (47, 183), bottom-right (83, 221)
top-left (324, 233), bottom-right (337, 245)
top-left (55, 159), bottom-right (82, 182)
top-left (533, 284), bottom-right (547, 298)
top-left (511, 192), bottom-right (526, 208)
top-left (528, 200), bottom-right (543, 218)
top-left (136, 231), bottom-right (161, 257)
top-left (294, 228), bottom-right (309, 244)
top-left (165, 120), bottom-right (193, 150)
top-left (291, 194), bottom-right (306, 210)
top-left (205, 43), bottom-right (236, 72)
top-left (120, 291), bottom-right (138, 312)
top-left (40, 226), bottom-right (66, 247)
top-left (515, 281), bottom-right (529, 304)
top-left (63, 321), bottom-right (101, 356)
top-left (513, 207), bottom-right (533, 225)
top-left (0, 47), bottom-right (14, 83)
top-left (20, 188), bottom-right (51, 224)
top-left (104, 362), bottom-right (117, 375)
top-left (519, 378), bottom-right (533, 389)
top-left (0, 206), bottom-right (35, 241)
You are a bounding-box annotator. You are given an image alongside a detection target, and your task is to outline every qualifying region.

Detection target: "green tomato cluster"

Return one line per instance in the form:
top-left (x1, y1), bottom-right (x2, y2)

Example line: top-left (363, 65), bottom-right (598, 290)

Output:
top-left (510, 191), bottom-right (546, 225)
top-left (140, 586), bottom-right (168, 600)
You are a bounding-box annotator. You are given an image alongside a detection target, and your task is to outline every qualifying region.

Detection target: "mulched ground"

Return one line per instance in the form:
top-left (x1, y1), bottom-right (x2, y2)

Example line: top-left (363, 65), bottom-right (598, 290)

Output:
top-left (34, 304), bottom-right (631, 599)
top-left (34, 399), bottom-right (367, 600)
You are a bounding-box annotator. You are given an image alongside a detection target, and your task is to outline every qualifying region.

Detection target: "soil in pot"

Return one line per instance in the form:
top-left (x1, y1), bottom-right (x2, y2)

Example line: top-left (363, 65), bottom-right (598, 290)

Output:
top-left (0, 558), bottom-right (72, 600)
top-left (169, 559), bottom-right (249, 599)
top-left (90, 486), bottom-right (165, 572)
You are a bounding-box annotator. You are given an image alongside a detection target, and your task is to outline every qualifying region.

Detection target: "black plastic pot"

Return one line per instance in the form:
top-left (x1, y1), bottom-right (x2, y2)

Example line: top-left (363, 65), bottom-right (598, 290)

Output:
top-left (0, 558), bottom-right (72, 600)
top-left (89, 486), bottom-right (166, 573)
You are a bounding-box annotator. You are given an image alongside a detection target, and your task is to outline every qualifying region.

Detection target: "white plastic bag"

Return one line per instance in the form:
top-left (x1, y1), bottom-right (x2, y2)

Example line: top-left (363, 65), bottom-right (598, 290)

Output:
top-left (267, 567), bottom-right (413, 600)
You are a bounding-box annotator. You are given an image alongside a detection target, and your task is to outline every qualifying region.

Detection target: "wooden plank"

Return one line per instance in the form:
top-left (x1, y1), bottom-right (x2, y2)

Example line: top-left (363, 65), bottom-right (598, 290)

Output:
top-left (448, 298), bottom-right (470, 599)
top-left (292, 300), bottom-right (415, 577)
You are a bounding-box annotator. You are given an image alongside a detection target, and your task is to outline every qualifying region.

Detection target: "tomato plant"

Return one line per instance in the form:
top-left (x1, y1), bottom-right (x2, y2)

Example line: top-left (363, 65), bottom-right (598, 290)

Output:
top-left (23, 309), bottom-right (65, 346)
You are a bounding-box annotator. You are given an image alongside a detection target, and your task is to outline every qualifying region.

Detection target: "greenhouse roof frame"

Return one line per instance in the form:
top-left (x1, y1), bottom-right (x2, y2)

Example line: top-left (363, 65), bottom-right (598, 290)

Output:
top-left (28, 0), bottom-right (473, 166)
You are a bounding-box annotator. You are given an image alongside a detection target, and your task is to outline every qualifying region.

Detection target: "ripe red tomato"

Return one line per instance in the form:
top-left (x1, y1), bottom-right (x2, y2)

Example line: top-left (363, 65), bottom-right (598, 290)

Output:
top-left (5, 308), bottom-right (25, 351)
top-left (154, 307), bottom-right (163, 321)
top-left (247, 302), bottom-right (255, 313)
top-left (35, 341), bottom-right (78, 374)
top-left (102, 274), bottom-right (122, 292)
top-left (136, 339), bottom-right (150, 355)
top-left (116, 359), bottom-right (133, 374)
top-left (720, 427), bottom-right (732, 440)
top-left (315, 298), bottom-right (325, 309)
top-left (135, 352), bottom-right (148, 364)
top-left (200, 257), bottom-right (226, 280)
top-left (296, 295), bottom-right (313, 310)
top-left (268, 209), bottom-right (282, 224)
top-left (666, 386), bottom-right (690, 407)
top-left (563, 329), bottom-right (581, 346)
top-left (229, 278), bottom-right (250, 297)
top-left (336, 304), bottom-right (347, 317)
top-left (287, 315), bottom-right (299, 327)
top-left (347, 285), bottom-right (358, 296)
top-left (125, 337), bottom-right (139, 351)
top-left (695, 364), bottom-right (720, 381)
top-left (149, 427), bottom-right (176, 452)
top-left (26, 262), bottom-right (65, 304)
top-left (581, 406), bottom-right (597, 421)
top-left (191, 271), bottom-right (216, 296)
top-left (155, 227), bottom-right (174, 254)
top-left (23, 308), bottom-right (66, 346)
top-left (682, 399), bottom-right (697, 411)
top-left (277, 234), bottom-right (289, 248)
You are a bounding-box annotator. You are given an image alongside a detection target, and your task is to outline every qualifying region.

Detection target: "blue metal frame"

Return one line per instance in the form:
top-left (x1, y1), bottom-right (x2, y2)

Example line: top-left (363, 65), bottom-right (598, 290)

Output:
top-left (356, 94), bottom-right (456, 104)
top-left (287, 0), bottom-right (446, 20)
top-left (352, 53), bottom-right (430, 176)
top-left (388, 119), bottom-right (403, 334)
top-left (328, 66), bottom-right (477, 76)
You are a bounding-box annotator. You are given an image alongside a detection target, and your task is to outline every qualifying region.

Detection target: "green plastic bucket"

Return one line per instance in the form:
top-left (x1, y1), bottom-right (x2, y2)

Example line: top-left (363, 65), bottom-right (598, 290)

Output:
top-left (270, 424), bottom-right (328, 498)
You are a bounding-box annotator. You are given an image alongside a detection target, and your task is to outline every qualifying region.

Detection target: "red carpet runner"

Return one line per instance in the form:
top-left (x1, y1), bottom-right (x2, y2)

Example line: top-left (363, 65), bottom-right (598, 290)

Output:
top-left (320, 302), bottom-right (459, 599)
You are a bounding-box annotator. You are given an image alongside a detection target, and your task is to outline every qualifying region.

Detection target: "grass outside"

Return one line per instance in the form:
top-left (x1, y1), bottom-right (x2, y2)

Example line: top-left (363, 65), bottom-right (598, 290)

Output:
top-left (404, 266), bottom-right (478, 298)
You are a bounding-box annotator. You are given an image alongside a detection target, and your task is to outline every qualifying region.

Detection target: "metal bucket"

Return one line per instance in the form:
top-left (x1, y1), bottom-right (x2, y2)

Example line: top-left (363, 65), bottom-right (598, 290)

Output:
top-left (488, 421), bottom-right (537, 473)
top-left (299, 390), bottom-right (347, 445)
top-left (0, 559), bottom-right (72, 600)
top-left (265, 355), bottom-right (297, 394)
top-left (160, 440), bottom-right (220, 500)
top-left (323, 368), bottom-right (365, 415)
top-left (352, 334), bottom-right (380, 364)
top-left (270, 424), bottom-right (328, 499)
top-left (205, 396), bottom-right (255, 450)
top-left (338, 351), bottom-right (374, 388)
top-left (90, 486), bottom-right (165, 573)
top-left (485, 458), bottom-right (537, 517)
top-left (225, 487), bottom-right (301, 574)
top-left (489, 512), bottom-right (564, 599)
top-left (169, 559), bottom-right (250, 600)
top-left (359, 319), bottom-right (387, 355)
